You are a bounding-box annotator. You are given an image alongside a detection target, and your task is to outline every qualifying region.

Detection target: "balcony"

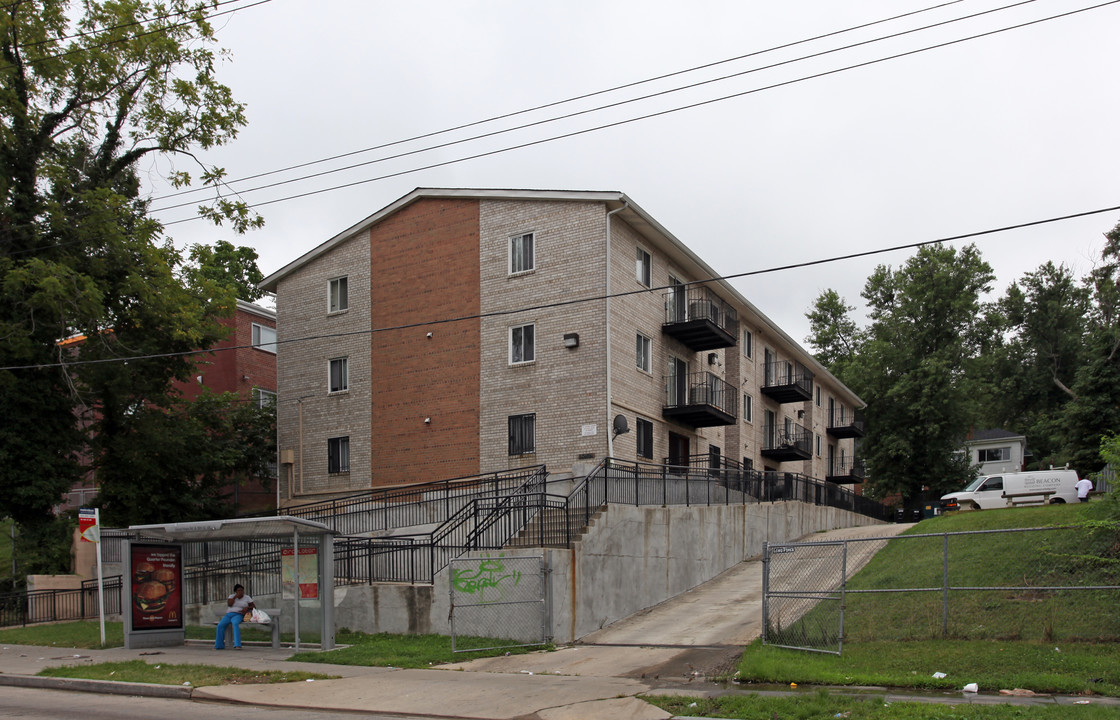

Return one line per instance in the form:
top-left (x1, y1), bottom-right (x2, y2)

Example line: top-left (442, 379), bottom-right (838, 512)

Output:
top-left (827, 408), bottom-right (865, 438)
top-left (662, 371), bottom-right (737, 427)
top-left (760, 360), bottom-right (814, 404)
top-left (760, 422), bottom-right (812, 462)
top-left (826, 458), bottom-right (866, 484)
top-left (662, 286), bottom-right (738, 351)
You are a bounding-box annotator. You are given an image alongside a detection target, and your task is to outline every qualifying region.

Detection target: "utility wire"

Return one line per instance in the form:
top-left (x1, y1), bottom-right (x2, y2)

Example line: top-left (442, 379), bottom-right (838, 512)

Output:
top-left (0, 0), bottom-right (274, 71)
top-left (4, 0), bottom-right (258, 54)
top-left (152, 0), bottom-right (1040, 214)
top-left (9, 203), bottom-right (1119, 371)
top-left (153, 0), bottom-right (969, 202)
top-left (159, 0), bottom-right (1120, 225)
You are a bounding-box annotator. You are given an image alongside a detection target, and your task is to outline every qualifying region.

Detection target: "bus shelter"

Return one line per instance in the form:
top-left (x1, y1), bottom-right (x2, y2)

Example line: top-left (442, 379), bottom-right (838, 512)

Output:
top-left (123, 516), bottom-right (335, 650)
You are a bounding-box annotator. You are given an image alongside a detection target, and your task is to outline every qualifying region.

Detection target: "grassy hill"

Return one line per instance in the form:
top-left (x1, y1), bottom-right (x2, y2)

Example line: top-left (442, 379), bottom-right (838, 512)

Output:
top-left (797, 502), bottom-right (1120, 644)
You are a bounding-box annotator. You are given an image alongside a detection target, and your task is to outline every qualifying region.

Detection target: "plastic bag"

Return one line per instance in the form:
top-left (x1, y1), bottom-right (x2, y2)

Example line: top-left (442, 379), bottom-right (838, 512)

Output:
top-left (249, 608), bottom-right (271, 624)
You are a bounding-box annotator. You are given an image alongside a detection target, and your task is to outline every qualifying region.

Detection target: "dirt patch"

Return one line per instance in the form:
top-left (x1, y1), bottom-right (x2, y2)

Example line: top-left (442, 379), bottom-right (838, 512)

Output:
top-left (620, 645), bottom-right (743, 686)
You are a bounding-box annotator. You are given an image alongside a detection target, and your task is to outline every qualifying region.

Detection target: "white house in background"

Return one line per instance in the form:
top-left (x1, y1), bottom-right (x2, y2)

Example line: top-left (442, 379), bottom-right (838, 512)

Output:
top-left (964, 428), bottom-right (1027, 474)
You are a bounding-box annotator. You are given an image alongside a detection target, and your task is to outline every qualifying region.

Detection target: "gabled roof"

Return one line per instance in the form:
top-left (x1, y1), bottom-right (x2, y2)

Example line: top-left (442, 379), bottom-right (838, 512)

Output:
top-left (258, 187), bottom-right (863, 406)
top-left (966, 428), bottom-right (1026, 443)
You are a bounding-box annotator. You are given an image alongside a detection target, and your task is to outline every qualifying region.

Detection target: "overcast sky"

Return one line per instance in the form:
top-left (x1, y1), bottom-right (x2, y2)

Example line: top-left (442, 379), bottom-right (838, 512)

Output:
top-left (148, 0), bottom-right (1120, 347)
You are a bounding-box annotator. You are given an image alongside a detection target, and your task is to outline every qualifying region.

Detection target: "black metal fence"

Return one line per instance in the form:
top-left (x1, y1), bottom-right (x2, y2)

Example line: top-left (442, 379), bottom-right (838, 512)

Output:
top-left (0, 576), bottom-right (122, 628)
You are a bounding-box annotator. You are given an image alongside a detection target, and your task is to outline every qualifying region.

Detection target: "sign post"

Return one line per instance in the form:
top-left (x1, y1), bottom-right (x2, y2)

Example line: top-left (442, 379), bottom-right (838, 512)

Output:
top-left (78, 508), bottom-right (105, 647)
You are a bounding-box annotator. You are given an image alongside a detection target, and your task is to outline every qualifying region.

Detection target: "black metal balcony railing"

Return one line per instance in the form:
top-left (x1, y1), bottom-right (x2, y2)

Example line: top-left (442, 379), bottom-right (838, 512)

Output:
top-left (827, 408), bottom-right (865, 438)
top-left (760, 360), bottom-right (814, 403)
top-left (761, 422), bottom-right (812, 461)
top-left (663, 371), bottom-right (738, 427)
top-left (826, 458), bottom-right (866, 484)
top-left (662, 286), bottom-right (738, 351)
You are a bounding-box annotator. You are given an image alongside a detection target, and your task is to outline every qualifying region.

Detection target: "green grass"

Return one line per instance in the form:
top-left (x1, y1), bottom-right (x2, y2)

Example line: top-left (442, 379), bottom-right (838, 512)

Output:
top-left (0, 620), bottom-right (547, 669)
top-left (647, 689), bottom-right (1120, 719)
top-left (781, 503), bottom-right (1120, 644)
top-left (290, 629), bottom-right (549, 668)
top-left (37, 659), bottom-right (331, 686)
top-left (738, 639), bottom-right (1120, 696)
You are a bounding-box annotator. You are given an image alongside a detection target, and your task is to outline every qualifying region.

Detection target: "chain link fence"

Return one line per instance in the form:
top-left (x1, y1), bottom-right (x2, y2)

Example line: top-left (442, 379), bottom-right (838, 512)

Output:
top-left (764, 525), bottom-right (1120, 654)
top-left (449, 554), bottom-right (548, 653)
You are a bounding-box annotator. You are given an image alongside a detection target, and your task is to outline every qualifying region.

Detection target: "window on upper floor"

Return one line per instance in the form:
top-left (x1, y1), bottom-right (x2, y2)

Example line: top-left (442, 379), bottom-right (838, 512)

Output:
top-left (252, 323), bottom-right (277, 354)
top-left (743, 329), bottom-right (753, 359)
top-left (978, 447), bottom-right (1011, 463)
top-left (508, 414), bottom-right (536, 455)
top-left (510, 232), bottom-right (535, 274)
top-left (328, 436), bottom-right (350, 474)
top-left (254, 388), bottom-right (277, 409)
top-left (329, 276), bottom-right (348, 313)
top-left (510, 323), bottom-right (535, 365)
top-left (743, 393), bottom-right (753, 423)
top-left (636, 332), bottom-right (651, 373)
top-left (636, 417), bottom-right (653, 459)
top-left (636, 246), bottom-right (651, 287)
top-left (329, 357), bottom-right (349, 393)
top-left (815, 385), bottom-right (821, 407)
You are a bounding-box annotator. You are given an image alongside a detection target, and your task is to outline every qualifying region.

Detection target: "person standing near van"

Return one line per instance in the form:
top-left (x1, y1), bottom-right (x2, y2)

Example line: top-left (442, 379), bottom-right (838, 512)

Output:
top-left (1076, 477), bottom-right (1093, 502)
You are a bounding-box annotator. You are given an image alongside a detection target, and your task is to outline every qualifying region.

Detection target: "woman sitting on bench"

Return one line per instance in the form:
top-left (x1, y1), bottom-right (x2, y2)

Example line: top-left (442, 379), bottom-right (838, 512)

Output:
top-left (215, 584), bottom-right (255, 650)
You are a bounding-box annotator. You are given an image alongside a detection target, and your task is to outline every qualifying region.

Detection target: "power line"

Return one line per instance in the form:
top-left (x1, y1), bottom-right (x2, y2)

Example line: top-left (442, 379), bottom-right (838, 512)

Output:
top-left (152, 0), bottom-right (969, 203)
top-left (158, 0), bottom-right (1119, 225)
top-left (0, 0), bottom-right (275, 72)
top-left (4, 0), bottom-right (257, 55)
top-left (9, 202), bottom-right (1119, 371)
top-left (152, 0), bottom-right (1038, 214)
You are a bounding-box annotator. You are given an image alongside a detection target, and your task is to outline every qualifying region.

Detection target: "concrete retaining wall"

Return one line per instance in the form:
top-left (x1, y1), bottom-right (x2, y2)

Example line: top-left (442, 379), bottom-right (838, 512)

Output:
top-left (326, 500), bottom-right (883, 643)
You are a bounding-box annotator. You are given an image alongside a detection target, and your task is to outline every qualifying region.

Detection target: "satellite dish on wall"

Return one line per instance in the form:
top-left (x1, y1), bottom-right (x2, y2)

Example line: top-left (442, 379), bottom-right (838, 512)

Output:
top-left (612, 414), bottom-right (629, 438)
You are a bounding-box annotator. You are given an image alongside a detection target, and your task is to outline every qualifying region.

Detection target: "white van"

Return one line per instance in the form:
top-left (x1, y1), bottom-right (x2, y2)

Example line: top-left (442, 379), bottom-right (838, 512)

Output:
top-left (940, 469), bottom-right (1080, 511)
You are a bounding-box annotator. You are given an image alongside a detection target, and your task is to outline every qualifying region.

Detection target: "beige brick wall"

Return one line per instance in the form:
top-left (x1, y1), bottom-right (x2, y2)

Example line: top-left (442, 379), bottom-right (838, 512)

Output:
top-left (479, 199), bottom-right (609, 472)
top-left (276, 230), bottom-right (373, 501)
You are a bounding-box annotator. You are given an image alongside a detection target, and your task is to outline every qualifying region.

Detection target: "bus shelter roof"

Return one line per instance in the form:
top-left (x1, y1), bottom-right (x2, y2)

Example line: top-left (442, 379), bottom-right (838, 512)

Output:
top-left (127, 516), bottom-right (334, 542)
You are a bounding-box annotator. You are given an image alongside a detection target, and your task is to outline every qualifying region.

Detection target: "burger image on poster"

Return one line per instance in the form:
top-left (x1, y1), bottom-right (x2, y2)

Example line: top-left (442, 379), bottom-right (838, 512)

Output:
top-left (134, 581), bottom-right (169, 614)
top-left (134, 561), bottom-right (155, 583)
top-left (153, 567), bottom-right (176, 593)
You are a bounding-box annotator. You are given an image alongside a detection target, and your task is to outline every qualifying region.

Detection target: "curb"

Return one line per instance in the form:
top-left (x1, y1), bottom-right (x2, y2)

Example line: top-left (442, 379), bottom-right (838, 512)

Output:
top-left (0, 673), bottom-right (195, 699)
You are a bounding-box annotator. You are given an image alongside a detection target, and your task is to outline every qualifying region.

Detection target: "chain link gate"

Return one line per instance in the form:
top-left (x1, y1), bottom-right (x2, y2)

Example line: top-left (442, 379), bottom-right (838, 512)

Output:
top-left (762, 540), bottom-right (847, 654)
top-left (449, 554), bottom-right (548, 653)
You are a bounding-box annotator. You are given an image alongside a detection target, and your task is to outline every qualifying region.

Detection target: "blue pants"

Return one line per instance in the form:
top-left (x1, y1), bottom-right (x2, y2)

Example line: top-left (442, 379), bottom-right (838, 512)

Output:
top-left (215, 611), bottom-right (244, 648)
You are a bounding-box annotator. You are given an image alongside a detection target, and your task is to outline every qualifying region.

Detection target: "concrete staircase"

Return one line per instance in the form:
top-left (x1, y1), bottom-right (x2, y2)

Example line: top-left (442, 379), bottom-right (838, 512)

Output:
top-left (506, 505), bottom-right (601, 549)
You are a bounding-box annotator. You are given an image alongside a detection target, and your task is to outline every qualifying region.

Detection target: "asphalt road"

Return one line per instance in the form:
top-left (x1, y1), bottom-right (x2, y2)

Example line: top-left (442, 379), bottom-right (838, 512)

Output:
top-left (0, 685), bottom-right (424, 720)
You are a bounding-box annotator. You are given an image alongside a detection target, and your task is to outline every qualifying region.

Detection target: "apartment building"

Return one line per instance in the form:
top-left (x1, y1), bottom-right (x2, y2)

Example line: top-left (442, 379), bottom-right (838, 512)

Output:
top-left (260, 189), bottom-right (864, 503)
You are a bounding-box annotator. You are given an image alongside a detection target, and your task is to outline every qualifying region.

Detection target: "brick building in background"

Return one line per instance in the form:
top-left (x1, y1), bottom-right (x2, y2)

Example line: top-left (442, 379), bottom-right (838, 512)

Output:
top-left (261, 189), bottom-right (865, 504)
top-left (60, 299), bottom-right (278, 515)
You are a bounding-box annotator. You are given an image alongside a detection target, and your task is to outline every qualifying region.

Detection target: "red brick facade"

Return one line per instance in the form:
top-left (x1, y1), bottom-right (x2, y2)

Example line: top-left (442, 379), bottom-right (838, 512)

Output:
top-left (368, 198), bottom-right (482, 484)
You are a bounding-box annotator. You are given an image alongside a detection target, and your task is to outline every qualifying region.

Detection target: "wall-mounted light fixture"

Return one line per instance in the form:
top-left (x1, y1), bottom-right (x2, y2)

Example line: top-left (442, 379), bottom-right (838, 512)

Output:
top-left (426, 332), bottom-right (433, 339)
top-left (708, 352), bottom-right (719, 365)
top-left (424, 417), bottom-right (431, 424)
top-left (797, 409), bottom-right (805, 419)
top-left (563, 333), bottom-right (579, 349)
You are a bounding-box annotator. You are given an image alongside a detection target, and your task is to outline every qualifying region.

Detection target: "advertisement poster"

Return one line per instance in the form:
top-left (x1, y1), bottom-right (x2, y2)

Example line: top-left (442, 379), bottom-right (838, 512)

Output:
top-left (129, 544), bottom-right (183, 630)
top-left (281, 547), bottom-right (318, 599)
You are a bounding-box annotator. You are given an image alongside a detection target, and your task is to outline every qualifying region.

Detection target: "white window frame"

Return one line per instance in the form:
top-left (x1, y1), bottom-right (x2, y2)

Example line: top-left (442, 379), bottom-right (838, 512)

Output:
top-left (815, 385), bottom-right (822, 407)
top-left (329, 357), bottom-right (349, 393)
top-left (251, 323), bottom-right (277, 354)
top-left (743, 329), bottom-right (753, 359)
top-left (636, 332), bottom-right (652, 373)
top-left (636, 417), bottom-right (653, 459)
top-left (743, 393), bottom-right (753, 423)
top-left (636, 246), bottom-right (652, 287)
top-left (327, 436), bottom-right (350, 474)
top-left (328, 276), bottom-right (349, 314)
top-left (510, 323), bottom-right (536, 365)
top-left (254, 388), bottom-right (277, 409)
top-left (509, 232), bottom-right (535, 275)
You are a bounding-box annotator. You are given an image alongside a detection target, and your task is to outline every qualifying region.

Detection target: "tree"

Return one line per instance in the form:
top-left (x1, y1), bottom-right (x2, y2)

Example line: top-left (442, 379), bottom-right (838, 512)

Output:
top-left (96, 390), bottom-right (275, 527)
top-left (183, 240), bottom-right (266, 302)
top-left (807, 244), bottom-right (995, 506)
top-left (0, 0), bottom-right (255, 573)
top-left (804, 289), bottom-right (863, 383)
